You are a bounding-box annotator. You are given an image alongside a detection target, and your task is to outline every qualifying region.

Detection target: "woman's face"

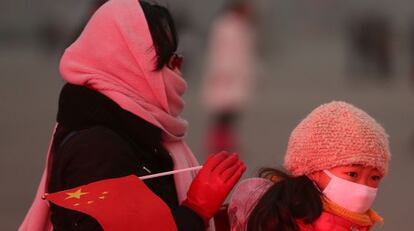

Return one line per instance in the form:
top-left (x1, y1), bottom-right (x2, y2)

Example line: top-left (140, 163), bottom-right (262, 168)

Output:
top-left (310, 165), bottom-right (383, 190)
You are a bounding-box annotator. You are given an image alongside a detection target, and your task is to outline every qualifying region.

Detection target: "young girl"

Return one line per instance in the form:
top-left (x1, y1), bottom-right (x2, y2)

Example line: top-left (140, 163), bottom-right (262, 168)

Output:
top-left (228, 101), bottom-right (390, 231)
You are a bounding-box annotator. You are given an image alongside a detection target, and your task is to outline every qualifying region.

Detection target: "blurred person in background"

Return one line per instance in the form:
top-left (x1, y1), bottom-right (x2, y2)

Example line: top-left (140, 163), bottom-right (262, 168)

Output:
top-left (20, 0), bottom-right (245, 230)
top-left (346, 12), bottom-right (393, 80)
top-left (201, 0), bottom-right (257, 155)
top-left (228, 101), bottom-right (390, 231)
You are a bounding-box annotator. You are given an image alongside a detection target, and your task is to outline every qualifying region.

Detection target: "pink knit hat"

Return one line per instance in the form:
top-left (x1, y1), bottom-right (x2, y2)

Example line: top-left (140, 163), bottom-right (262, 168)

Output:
top-left (284, 101), bottom-right (391, 176)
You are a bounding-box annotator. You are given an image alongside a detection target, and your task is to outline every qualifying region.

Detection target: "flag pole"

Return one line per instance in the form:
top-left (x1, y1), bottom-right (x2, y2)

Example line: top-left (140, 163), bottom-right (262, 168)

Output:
top-left (139, 166), bottom-right (202, 180)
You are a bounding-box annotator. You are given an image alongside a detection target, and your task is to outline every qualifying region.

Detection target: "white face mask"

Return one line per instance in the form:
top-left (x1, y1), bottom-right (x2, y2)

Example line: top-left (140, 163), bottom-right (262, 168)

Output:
top-left (322, 170), bottom-right (378, 213)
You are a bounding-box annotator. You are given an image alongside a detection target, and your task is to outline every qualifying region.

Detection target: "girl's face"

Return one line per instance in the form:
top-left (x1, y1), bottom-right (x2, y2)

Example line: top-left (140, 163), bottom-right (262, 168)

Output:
top-left (310, 165), bottom-right (383, 190)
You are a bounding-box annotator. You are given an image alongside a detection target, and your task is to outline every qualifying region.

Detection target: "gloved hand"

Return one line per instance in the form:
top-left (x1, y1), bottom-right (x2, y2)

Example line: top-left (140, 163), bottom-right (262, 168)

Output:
top-left (183, 151), bottom-right (246, 221)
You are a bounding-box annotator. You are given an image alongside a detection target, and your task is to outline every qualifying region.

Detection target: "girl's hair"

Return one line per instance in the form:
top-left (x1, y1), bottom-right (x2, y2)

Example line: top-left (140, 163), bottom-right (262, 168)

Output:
top-left (247, 168), bottom-right (323, 231)
top-left (140, 1), bottom-right (178, 70)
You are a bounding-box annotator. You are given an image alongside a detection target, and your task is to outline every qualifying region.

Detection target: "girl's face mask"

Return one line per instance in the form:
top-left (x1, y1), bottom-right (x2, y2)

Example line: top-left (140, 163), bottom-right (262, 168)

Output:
top-left (322, 170), bottom-right (378, 213)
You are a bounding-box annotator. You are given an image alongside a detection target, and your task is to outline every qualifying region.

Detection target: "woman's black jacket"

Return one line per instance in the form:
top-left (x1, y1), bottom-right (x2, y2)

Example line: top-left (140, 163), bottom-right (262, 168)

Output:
top-left (47, 84), bottom-right (204, 230)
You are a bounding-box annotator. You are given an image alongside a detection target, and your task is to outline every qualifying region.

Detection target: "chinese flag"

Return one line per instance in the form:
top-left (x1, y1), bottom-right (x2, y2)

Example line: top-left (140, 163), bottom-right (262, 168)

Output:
top-left (44, 175), bottom-right (177, 231)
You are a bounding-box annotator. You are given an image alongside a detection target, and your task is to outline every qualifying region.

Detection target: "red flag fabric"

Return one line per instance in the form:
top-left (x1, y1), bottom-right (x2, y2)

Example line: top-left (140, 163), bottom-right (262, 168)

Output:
top-left (44, 175), bottom-right (177, 231)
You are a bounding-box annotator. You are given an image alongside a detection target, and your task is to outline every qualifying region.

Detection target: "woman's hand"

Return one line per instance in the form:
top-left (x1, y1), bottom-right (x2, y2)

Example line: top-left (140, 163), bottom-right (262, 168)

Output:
top-left (183, 151), bottom-right (246, 221)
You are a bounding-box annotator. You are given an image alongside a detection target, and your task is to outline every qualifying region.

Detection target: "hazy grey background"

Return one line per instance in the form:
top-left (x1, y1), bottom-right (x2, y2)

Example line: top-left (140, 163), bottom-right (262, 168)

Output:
top-left (1, 0), bottom-right (414, 230)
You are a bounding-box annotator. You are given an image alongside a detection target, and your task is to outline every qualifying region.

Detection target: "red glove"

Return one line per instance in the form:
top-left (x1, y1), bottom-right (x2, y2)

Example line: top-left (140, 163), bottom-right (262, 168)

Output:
top-left (183, 151), bottom-right (246, 221)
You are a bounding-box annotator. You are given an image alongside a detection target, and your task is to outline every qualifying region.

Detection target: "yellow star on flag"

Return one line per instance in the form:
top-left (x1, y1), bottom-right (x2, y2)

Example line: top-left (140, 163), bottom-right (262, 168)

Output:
top-left (65, 189), bottom-right (89, 200)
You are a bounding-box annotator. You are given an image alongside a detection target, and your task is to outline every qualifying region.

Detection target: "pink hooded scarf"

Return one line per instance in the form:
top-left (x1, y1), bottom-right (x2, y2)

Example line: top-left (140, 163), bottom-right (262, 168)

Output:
top-left (20, 0), bottom-right (199, 230)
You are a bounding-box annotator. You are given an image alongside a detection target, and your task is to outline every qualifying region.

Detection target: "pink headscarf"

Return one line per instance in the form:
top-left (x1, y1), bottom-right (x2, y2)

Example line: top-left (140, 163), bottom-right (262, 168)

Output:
top-left (20, 0), bottom-right (199, 230)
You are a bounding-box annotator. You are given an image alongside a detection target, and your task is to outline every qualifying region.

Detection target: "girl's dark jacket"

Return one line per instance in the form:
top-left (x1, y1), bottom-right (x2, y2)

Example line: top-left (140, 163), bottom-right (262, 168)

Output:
top-left (47, 84), bottom-right (204, 230)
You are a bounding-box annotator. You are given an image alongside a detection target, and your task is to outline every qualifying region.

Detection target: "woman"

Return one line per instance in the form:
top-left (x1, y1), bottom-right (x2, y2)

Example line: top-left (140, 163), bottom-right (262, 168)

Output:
top-left (229, 101), bottom-right (389, 231)
top-left (20, 0), bottom-right (245, 230)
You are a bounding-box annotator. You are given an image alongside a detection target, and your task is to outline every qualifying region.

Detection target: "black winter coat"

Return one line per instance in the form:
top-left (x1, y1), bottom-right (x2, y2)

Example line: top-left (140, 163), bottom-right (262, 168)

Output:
top-left (47, 84), bottom-right (204, 230)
